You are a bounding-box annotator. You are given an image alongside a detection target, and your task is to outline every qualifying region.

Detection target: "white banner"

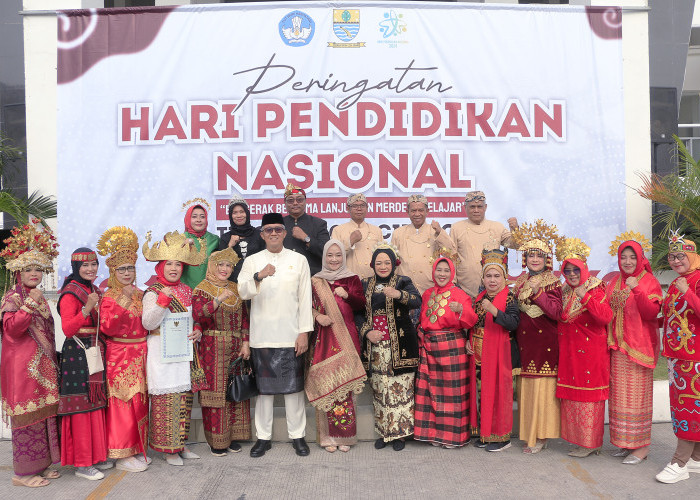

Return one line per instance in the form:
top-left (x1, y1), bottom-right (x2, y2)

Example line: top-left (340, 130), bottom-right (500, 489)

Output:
top-left (57, 2), bottom-right (625, 284)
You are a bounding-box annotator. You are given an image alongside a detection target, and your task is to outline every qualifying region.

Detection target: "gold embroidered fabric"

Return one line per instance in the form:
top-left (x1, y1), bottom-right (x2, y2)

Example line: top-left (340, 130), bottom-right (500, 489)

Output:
top-left (513, 272), bottom-right (560, 318)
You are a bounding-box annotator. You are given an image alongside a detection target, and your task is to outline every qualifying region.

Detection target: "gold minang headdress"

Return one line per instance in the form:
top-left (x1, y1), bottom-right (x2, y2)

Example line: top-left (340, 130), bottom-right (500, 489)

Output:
top-left (511, 219), bottom-right (564, 255)
top-left (556, 237), bottom-right (591, 263)
top-left (182, 197), bottom-right (212, 212)
top-left (97, 226), bottom-right (139, 269)
top-left (608, 231), bottom-right (652, 256)
top-left (669, 230), bottom-right (697, 253)
top-left (0, 219), bottom-right (59, 273)
top-left (142, 231), bottom-right (207, 266)
top-left (481, 245), bottom-right (508, 276)
top-left (430, 246), bottom-right (461, 266)
top-left (209, 247), bottom-right (240, 267)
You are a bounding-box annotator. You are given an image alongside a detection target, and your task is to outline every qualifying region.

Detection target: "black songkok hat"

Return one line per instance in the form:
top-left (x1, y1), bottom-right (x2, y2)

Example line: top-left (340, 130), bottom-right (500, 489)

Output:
top-left (261, 212), bottom-right (284, 226)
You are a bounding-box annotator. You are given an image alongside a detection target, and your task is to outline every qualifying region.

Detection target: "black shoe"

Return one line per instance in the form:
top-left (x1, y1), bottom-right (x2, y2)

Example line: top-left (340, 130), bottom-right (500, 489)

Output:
top-left (292, 438), bottom-right (310, 457)
top-left (474, 440), bottom-right (488, 449)
top-left (374, 438), bottom-right (387, 449)
top-left (486, 441), bottom-right (511, 452)
top-left (392, 440), bottom-right (405, 451)
top-left (210, 447), bottom-right (228, 457)
top-left (228, 442), bottom-right (242, 453)
top-left (250, 439), bottom-right (271, 458)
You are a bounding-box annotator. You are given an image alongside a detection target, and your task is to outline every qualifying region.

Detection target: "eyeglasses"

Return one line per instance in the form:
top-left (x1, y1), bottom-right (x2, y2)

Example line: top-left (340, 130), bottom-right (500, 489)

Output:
top-left (562, 268), bottom-right (580, 276)
top-left (263, 226), bottom-right (285, 234)
top-left (115, 266), bottom-right (136, 274)
top-left (668, 253), bottom-right (687, 262)
top-left (349, 203), bottom-right (367, 209)
top-left (285, 196), bottom-right (305, 204)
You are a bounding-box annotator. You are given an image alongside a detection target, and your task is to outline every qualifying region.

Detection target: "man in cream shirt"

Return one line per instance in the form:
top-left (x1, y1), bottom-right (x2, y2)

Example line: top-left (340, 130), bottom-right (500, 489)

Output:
top-left (331, 193), bottom-right (384, 279)
top-left (390, 194), bottom-right (456, 295)
top-left (238, 212), bottom-right (313, 458)
top-left (449, 190), bottom-right (518, 297)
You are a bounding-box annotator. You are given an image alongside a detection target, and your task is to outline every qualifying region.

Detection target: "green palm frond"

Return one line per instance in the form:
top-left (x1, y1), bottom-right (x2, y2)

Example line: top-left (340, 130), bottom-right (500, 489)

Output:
top-left (0, 190), bottom-right (56, 224)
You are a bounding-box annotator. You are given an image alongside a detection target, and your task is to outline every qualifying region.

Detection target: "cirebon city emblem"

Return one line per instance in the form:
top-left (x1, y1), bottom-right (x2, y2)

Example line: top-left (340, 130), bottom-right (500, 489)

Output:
top-left (279, 10), bottom-right (315, 46)
top-left (329, 9), bottom-right (365, 48)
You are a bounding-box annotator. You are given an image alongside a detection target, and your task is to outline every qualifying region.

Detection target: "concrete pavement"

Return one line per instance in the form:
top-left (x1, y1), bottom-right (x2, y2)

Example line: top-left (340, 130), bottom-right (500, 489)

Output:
top-left (1, 422), bottom-right (697, 499)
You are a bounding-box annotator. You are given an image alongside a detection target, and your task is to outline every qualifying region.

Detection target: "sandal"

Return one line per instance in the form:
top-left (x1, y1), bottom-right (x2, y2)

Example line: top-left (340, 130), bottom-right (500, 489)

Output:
top-left (523, 439), bottom-right (547, 454)
top-left (13, 475), bottom-right (50, 487)
top-left (41, 469), bottom-right (61, 479)
top-left (325, 446), bottom-right (337, 453)
top-left (338, 445), bottom-right (351, 452)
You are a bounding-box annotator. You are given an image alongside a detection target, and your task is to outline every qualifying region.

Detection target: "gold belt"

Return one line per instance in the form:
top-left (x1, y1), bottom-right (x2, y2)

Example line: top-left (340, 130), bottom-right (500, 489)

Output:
top-left (149, 328), bottom-right (160, 337)
top-left (109, 337), bottom-right (147, 344)
top-left (77, 327), bottom-right (97, 335)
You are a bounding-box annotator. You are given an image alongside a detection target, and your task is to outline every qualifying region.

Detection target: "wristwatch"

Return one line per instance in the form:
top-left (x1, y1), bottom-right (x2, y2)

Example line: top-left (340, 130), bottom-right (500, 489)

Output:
top-left (254, 272), bottom-right (262, 282)
top-left (304, 236), bottom-right (311, 243)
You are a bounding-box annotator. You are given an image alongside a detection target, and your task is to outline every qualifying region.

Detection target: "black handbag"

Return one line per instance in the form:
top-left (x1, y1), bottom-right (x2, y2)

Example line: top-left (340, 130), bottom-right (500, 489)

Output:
top-left (226, 356), bottom-right (259, 402)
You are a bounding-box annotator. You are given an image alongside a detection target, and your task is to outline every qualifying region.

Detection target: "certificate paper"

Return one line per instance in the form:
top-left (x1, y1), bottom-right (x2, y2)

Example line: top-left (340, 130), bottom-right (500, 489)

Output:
top-left (161, 311), bottom-right (193, 363)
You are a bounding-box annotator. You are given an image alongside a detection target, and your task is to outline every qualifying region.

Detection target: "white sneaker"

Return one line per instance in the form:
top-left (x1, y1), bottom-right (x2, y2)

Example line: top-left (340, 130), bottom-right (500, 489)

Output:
top-left (687, 458), bottom-right (700, 473)
top-left (164, 453), bottom-right (184, 466)
top-left (656, 462), bottom-right (690, 484)
top-left (94, 461), bottom-right (114, 470)
top-left (179, 449), bottom-right (200, 460)
top-left (75, 466), bottom-right (105, 480)
top-left (115, 457), bottom-right (148, 473)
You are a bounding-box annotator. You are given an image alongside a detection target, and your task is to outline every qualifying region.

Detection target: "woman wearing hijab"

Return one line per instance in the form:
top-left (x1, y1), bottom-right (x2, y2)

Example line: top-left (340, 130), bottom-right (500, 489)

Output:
top-left (192, 247), bottom-right (251, 457)
top-left (468, 247), bottom-right (520, 452)
top-left (359, 244), bottom-right (421, 451)
top-left (606, 232), bottom-right (662, 465)
top-left (556, 238), bottom-right (612, 458)
top-left (0, 222), bottom-right (60, 487)
top-left (141, 231), bottom-right (206, 466)
top-left (306, 239), bottom-right (366, 453)
top-left (218, 194), bottom-right (264, 281)
top-left (57, 248), bottom-right (110, 480)
top-left (96, 227), bottom-right (149, 473)
top-left (656, 232), bottom-right (700, 484)
top-left (181, 199), bottom-right (220, 289)
top-left (511, 221), bottom-right (563, 454)
top-left (414, 250), bottom-right (477, 449)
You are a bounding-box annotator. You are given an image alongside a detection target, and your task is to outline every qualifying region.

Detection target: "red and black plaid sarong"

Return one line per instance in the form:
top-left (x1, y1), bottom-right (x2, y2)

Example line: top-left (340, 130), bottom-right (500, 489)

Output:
top-left (414, 329), bottom-right (470, 447)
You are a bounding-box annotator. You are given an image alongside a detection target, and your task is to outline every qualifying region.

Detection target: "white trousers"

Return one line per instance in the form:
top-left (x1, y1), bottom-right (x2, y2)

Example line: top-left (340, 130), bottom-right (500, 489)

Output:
top-left (254, 391), bottom-right (306, 440)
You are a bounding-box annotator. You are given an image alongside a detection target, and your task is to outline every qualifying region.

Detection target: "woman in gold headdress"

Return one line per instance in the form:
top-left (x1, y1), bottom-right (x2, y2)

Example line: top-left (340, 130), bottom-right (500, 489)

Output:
top-left (97, 227), bottom-right (149, 473)
top-left (192, 248), bottom-right (251, 456)
top-left (0, 221), bottom-right (60, 487)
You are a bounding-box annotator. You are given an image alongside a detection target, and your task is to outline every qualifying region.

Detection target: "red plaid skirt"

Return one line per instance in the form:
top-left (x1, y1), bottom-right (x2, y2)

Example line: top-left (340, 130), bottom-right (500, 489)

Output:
top-left (414, 329), bottom-right (470, 447)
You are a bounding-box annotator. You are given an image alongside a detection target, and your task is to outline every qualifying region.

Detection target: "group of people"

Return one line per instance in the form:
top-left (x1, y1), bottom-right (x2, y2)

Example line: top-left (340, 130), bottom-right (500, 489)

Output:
top-left (1, 188), bottom-right (698, 487)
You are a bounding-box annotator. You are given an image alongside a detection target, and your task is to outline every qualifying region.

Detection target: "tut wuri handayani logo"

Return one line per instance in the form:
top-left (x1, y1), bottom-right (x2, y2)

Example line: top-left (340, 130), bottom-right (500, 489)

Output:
top-left (279, 10), bottom-right (315, 46)
top-left (329, 9), bottom-right (365, 48)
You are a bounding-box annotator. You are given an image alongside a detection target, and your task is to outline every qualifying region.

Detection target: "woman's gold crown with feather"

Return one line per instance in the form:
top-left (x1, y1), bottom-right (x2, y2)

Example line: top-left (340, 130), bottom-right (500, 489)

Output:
top-left (511, 219), bottom-right (564, 255)
top-left (608, 231), bottom-right (652, 256)
top-left (556, 237), bottom-right (591, 263)
top-left (142, 230), bottom-right (206, 266)
top-left (97, 226), bottom-right (139, 269)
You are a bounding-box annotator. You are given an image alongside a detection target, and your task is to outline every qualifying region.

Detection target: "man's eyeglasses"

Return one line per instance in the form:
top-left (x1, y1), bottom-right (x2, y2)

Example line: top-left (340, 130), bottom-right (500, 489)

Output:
top-left (115, 266), bottom-right (136, 274)
top-left (263, 227), bottom-right (285, 234)
top-left (285, 197), bottom-right (305, 204)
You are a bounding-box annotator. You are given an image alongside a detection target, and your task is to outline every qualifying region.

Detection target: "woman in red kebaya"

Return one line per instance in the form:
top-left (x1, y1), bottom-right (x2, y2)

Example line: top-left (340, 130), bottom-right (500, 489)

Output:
top-left (97, 227), bottom-right (149, 473)
top-left (415, 251), bottom-right (478, 449)
top-left (606, 233), bottom-right (661, 465)
top-left (556, 238), bottom-right (612, 458)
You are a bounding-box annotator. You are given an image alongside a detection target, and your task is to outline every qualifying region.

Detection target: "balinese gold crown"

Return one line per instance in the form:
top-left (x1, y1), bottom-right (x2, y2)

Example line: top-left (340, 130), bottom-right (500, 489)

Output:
top-left (373, 242), bottom-right (401, 262)
top-left (556, 237), bottom-right (591, 263)
top-left (430, 246), bottom-right (460, 266)
top-left (481, 246), bottom-right (508, 274)
top-left (0, 219), bottom-right (59, 273)
top-left (97, 226), bottom-right (139, 269)
top-left (608, 231), bottom-right (652, 256)
top-left (669, 230), bottom-right (697, 253)
top-left (209, 247), bottom-right (240, 267)
top-left (142, 230), bottom-right (206, 266)
top-left (511, 219), bottom-right (564, 254)
top-left (182, 197), bottom-right (212, 211)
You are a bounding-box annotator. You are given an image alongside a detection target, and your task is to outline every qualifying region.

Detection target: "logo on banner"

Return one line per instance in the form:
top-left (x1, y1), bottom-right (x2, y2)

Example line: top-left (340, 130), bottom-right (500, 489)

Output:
top-left (329, 9), bottom-right (365, 48)
top-left (377, 10), bottom-right (408, 47)
top-left (279, 11), bottom-right (315, 46)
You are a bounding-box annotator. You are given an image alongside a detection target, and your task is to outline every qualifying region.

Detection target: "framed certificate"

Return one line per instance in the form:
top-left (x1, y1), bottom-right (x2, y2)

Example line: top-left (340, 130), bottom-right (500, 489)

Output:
top-left (161, 311), bottom-right (193, 363)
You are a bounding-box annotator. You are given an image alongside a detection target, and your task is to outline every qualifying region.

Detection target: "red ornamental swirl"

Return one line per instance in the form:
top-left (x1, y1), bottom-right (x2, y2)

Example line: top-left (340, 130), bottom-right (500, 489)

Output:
top-left (585, 7), bottom-right (622, 40)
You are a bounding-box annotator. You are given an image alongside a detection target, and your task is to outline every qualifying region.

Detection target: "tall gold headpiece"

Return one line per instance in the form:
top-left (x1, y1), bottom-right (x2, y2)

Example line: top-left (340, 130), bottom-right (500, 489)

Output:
top-left (97, 226), bottom-right (139, 269)
top-left (141, 231), bottom-right (207, 266)
top-left (430, 246), bottom-right (461, 266)
top-left (608, 231), bottom-right (652, 256)
top-left (556, 237), bottom-right (591, 263)
top-left (511, 219), bottom-right (564, 255)
top-left (0, 219), bottom-right (59, 273)
top-left (669, 230), bottom-right (697, 253)
top-left (209, 247), bottom-right (240, 268)
top-left (182, 197), bottom-right (212, 211)
top-left (480, 245), bottom-right (508, 276)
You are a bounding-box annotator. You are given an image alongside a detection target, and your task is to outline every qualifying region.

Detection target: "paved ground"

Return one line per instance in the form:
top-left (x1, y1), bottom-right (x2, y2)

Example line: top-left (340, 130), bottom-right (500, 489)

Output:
top-left (1, 423), bottom-right (697, 499)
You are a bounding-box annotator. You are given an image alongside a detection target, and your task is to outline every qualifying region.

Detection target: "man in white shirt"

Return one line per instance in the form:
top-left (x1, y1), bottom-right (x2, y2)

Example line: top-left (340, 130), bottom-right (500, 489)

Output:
top-left (238, 212), bottom-right (313, 457)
